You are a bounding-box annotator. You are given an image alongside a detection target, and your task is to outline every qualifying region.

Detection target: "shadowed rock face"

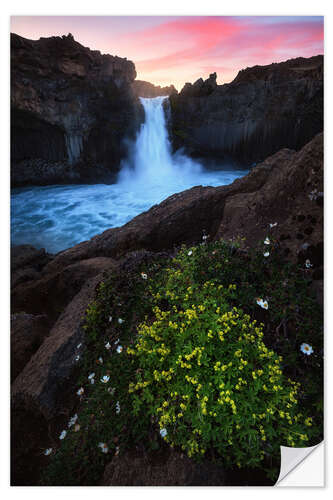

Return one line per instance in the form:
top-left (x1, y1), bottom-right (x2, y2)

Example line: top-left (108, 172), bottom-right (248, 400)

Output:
top-left (169, 56), bottom-right (323, 163)
top-left (11, 33), bottom-right (144, 186)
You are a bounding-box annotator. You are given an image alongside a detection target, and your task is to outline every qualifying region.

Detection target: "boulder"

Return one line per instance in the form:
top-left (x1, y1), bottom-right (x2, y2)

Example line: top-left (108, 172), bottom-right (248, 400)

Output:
top-left (11, 313), bottom-right (49, 382)
top-left (11, 272), bottom-right (104, 419)
top-left (11, 256), bottom-right (115, 321)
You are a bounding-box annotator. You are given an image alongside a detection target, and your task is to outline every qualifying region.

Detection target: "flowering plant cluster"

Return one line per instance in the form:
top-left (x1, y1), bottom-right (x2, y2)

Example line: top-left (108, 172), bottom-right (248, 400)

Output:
top-left (42, 238), bottom-right (322, 485)
top-left (127, 260), bottom-right (315, 469)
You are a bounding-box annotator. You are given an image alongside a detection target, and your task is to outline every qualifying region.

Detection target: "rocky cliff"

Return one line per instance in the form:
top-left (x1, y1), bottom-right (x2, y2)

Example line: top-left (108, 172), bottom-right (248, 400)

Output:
top-left (169, 56), bottom-right (323, 163)
top-left (11, 33), bottom-right (144, 186)
top-left (132, 80), bottom-right (177, 98)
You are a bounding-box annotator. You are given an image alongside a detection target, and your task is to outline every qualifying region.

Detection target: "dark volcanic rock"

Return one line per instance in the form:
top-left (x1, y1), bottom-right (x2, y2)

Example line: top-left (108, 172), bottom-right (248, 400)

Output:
top-left (11, 244), bottom-right (52, 287)
top-left (132, 80), bottom-right (177, 97)
top-left (11, 33), bottom-right (144, 186)
top-left (11, 273), bottom-right (104, 485)
top-left (169, 56), bottom-right (323, 163)
top-left (12, 256), bottom-right (116, 323)
top-left (11, 272), bottom-right (104, 419)
top-left (101, 447), bottom-right (226, 486)
top-left (11, 313), bottom-right (49, 382)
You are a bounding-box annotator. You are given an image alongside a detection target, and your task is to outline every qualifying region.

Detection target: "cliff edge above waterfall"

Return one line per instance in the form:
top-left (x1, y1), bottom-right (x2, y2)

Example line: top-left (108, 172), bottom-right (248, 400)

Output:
top-left (169, 56), bottom-right (323, 163)
top-left (132, 80), bottom-right (178, 97)
top-left (11, 33), bottom-right (144, 186)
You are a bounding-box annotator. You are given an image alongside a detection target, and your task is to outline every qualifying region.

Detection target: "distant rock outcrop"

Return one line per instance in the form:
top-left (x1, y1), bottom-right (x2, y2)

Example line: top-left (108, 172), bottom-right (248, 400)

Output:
top-left (169, 56), bottom-right (323, 163)
top-left (132, 80), bottom-right (177, 98)
top-left (11, 33), bottom-right (144, 186)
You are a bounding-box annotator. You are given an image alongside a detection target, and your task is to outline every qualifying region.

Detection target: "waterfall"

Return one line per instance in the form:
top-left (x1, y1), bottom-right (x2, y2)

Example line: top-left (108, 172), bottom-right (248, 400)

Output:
top-left (117, 96), bottom-right (202, 187)
top-left (12, 96), bottom-right (248, 253)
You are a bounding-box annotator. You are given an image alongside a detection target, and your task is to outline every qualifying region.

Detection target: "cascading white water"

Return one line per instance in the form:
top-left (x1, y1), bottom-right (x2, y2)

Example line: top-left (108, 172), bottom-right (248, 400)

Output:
top-left (118, 96), bottom-right (202, 188)
top-left (11, 96), bottom-right (248, 253)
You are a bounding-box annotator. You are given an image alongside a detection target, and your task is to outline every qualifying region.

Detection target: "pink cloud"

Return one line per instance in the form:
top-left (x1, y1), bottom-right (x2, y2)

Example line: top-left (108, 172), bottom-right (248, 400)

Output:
top-left (135, 17), bottom-right (244, 73)
top-left (10, 16), bottom-right (323, 90)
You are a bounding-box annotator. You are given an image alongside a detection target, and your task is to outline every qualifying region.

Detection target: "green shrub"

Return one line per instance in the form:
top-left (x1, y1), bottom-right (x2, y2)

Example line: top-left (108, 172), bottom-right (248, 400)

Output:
top-left (128, 275), bottom-right (315, 470)
top-left (42, 238), bottom-right (323, 485)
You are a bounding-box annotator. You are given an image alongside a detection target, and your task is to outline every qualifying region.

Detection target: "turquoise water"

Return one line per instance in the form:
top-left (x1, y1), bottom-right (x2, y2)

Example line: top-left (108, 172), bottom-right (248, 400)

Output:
top-left (11, 97), bottom-right (248, 254)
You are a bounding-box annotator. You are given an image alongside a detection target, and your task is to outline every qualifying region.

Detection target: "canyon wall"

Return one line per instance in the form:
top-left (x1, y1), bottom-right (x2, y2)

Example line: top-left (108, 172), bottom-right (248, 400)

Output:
top-left (11, 33), bottom-right (144, 186)
top-left (169, 56), bottom-right (323, 163)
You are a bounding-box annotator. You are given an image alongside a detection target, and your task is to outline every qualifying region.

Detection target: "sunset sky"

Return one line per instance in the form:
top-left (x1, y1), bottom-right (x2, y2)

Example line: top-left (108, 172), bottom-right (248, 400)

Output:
top-left (11, 16), bottom-right (324, 90)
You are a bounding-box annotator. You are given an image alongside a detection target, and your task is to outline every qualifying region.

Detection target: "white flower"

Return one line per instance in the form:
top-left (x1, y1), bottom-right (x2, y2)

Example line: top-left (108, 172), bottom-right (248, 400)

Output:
top-left (188, 250), bottom-right (193, 256)
top-left (202, 234), bottom-right (208, 241)
top-left (114, 339), bottom-right (120, 345)
top-left (68, 414), bottom-right (78, 428)
top-left (160, 428), bottom-right (168, 438)
top-left (98, 357), bottom-right (103, 364)
top-left (141, 272), bottom-right (148, 280)
top-left (77, 343), bottom-right (82, 349)
top-left (90, 378), bottom-right (95, 385)
top-left (305, 259), bottom-right (313, 269)
top-left (75, 355), bottom-right (80, 362)
top-left (269, 222), bottom-right (278, 228)
top-left (116, 345), bottom-right (123, 354)
top-left (98, 442), bottom-right (109, 454)
top-left (300, 343), bottom-right (313, 355)
top-left (44, 448), bottom-right (53, 456)
top-left (101, 375), bottom-right (110, 383)
top-left (256, 298), bottom-right (268, 310)
top-left (59, 430), bottom-right (67, 440)
top-left (115, 401), bottom-right (120, 414)
top-left (118, 318), bottom-right (124, 324)
top-left (263, 251), bottom-right (270, 258)
top-left (77, 387), bottom-right (84, 396)
top-left (105, 342), bottom-right (111, 350)
top-left (115, 446), bottom-right (120, 456)
top-left (88, 372), bottom-right (95, 380)
top-left (108, 315), bottom-right (113, 323)
top-left (264, 237), bottom-right (270, 245)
